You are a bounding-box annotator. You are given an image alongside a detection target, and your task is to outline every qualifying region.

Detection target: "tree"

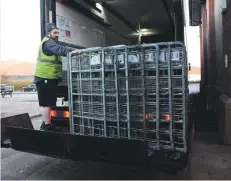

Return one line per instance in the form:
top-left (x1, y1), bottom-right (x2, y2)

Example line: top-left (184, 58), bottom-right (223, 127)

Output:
top-left (0, 74), bottom-right (9, 84)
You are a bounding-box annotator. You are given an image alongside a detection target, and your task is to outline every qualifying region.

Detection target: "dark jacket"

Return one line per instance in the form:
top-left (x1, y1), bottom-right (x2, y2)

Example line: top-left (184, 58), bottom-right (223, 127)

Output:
top-left (42, 38), bottom-right (73, 57)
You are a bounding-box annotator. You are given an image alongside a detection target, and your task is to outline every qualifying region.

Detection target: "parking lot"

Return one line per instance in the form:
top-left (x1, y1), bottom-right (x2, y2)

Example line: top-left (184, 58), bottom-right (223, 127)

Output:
top-left (1, 84), bottom-right (231, 179)
top-left (1, 92), bottom-right (40, 118)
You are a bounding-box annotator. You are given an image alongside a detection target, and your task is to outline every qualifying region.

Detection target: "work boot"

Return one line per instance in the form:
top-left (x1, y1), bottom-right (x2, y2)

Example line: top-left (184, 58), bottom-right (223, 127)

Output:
top-left (40, 121), bottom-right (54, 131)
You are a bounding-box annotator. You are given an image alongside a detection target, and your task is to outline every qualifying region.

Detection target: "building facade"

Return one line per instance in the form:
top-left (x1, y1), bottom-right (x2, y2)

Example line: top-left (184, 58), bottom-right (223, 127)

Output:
top-left (189, 0), bottom-right (231, 144)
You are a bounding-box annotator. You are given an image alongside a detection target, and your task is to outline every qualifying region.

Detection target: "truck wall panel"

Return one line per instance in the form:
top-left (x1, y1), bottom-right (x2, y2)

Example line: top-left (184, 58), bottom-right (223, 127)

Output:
top-left (56, 2), bottom-right (133, 48)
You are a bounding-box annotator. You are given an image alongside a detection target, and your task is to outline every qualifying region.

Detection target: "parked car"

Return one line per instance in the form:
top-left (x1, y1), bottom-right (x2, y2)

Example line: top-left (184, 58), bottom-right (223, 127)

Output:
top-left (0, 84), bottom-right (13, 92)
top-left (21, 84), bottom-right (37, 92)
top-left (0, 84), bottom-right (13, 97)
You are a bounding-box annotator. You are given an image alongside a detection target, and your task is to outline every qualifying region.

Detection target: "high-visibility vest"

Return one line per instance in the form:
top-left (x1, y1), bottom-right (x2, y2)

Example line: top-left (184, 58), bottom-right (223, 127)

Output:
top-left (34, 37), bottom-right (62, 79)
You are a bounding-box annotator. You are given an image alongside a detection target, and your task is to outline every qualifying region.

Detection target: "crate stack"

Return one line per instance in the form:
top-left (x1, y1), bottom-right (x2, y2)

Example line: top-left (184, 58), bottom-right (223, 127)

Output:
top-left (69, 47), bottom-right (105, 137)
top-left (68, 42), bottom-right (188, 153)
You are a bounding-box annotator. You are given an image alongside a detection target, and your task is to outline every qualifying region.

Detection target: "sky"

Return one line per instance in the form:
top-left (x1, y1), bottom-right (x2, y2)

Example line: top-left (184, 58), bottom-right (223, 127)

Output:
top-left (0, 0), bottom-right (41, 62)
top-left (0, 0), bottom-right (200, 66)
top-left (183, 0), bottom-right (201, 67)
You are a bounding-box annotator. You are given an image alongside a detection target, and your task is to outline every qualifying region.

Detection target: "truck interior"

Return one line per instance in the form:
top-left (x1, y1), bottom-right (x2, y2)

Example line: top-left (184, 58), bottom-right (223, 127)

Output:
top-left (41, 0), bottom-right (186, 46)
top-left (1, 0), bottom-right (191, 175)
top-left (47, 0), bottom-right (187, 100)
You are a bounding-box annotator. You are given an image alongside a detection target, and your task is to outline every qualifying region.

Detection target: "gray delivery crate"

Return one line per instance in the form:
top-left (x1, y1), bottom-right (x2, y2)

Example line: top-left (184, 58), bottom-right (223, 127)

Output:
top-left (67, 42), bottom-right (188, 153)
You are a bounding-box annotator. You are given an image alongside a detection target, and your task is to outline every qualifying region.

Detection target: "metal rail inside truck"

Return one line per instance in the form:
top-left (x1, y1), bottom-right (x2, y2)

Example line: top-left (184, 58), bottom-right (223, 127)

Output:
top-left (1, 0), bottom-right (194, 176)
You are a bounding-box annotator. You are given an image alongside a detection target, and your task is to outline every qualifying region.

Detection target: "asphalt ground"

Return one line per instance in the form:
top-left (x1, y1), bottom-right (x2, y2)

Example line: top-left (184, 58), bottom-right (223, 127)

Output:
top-left (1, 92), bottom-right (40, 118)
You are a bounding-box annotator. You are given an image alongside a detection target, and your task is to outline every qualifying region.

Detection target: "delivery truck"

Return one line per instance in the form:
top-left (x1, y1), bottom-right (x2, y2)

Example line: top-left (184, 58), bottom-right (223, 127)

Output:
top-left (1, 0), bottom-right (194, 177)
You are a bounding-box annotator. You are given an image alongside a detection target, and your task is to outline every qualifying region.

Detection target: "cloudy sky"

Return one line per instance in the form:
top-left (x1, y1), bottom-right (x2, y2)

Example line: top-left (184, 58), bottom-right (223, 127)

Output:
top-left (0, 0), bottom-right (41, 61)
top-left (0, 0), bottom-right (200, 66)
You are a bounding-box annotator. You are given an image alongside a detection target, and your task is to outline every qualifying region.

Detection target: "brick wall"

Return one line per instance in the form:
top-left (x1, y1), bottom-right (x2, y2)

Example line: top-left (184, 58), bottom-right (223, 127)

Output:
top-left (200, 0), bottom-right (231, 144)
top-left (200, 0), bottom-right (216, 90)
top-left (200, 0), bottom-right (231, 97)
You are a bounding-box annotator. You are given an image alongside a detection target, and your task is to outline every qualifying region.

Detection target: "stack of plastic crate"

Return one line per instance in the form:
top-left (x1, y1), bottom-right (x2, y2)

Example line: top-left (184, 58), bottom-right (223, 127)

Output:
top-left (142, 44), bottom-right (159, 149)
top-left (109, 45), bottom-right (129, 139)
top-left (68, 42), bottom-right (188, 153)
top-left (69, 47), bottom-right (106, 137)
top-left (103, 45), bottom-right (122, 138)
top-left (154, 42), bottom-right (187, 151)
top-left (125, 46), bottom-right (145, 140)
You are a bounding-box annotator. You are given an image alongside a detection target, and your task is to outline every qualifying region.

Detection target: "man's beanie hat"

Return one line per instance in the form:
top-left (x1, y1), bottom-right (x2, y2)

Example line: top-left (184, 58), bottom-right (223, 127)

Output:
top-left (46, 23), bottom-right (58, 33)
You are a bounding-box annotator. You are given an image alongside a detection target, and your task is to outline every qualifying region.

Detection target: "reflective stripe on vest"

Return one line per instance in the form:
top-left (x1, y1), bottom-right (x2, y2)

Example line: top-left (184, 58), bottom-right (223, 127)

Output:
top-left (37, 58), bottom-right (61, 64)
top-left (34, 37), bottom-right (62, 79)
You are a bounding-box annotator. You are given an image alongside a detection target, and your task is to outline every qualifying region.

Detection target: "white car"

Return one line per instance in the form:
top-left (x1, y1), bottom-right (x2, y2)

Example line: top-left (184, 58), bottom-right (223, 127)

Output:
top-left (0, 84), bottom-right (13, 92)
top-left (0, 84), bottom-right (13, 97)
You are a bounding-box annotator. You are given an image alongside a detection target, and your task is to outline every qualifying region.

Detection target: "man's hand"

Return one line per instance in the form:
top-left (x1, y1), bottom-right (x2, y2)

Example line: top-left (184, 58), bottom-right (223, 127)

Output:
top-left (71, 50), bottom-right (80, 57)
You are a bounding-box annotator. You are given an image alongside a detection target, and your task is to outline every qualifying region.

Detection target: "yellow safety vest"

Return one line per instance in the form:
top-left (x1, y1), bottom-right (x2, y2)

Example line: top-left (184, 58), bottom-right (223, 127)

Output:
top-left (34, 37), bottom-right (62, 79)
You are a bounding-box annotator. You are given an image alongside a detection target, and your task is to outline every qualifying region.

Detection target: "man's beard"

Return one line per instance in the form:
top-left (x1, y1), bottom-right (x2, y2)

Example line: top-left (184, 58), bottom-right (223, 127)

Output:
top-left (52, 37), bottom-right (58, 42)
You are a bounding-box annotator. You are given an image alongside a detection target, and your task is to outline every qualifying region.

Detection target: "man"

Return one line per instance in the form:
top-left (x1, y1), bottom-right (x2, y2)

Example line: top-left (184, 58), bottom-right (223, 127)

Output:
top-left (34, 23), bottom-right (74, 131)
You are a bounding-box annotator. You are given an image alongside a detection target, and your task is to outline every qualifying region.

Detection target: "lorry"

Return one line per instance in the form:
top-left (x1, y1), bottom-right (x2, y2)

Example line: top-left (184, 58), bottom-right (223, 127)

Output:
top-left (1, 0), bottom-right (194, 177)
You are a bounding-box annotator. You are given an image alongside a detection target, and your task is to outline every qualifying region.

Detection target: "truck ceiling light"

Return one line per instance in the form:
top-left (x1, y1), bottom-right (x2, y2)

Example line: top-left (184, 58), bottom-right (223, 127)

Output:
top-left (129, 29), bottom-right (159, 37)
top-left (96, 3), bottom-right (103, 10)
